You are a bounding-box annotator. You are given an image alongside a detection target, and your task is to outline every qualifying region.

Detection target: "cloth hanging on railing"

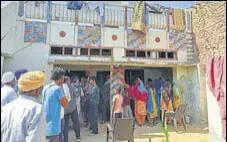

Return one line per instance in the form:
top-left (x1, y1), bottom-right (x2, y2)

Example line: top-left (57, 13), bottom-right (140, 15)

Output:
top-left (18, 1), bottom-right (24, 17)
top-left (87, 2), bottom-right (104, 17)
top-left (132, 1), bottom-right (146, 34)
top-left (46, 1), bottom-right (51, 23)
top-left (67, 1), bottom-right (83, 10)
top-left (171, 8), bottom-right (185, 29)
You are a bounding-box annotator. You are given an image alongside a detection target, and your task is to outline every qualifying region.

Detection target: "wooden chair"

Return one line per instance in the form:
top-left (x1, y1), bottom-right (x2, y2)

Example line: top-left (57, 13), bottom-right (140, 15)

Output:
top-left (166, 104), bottom-right (188, 132)
top-left (106, 118), bottom-right (135, 142)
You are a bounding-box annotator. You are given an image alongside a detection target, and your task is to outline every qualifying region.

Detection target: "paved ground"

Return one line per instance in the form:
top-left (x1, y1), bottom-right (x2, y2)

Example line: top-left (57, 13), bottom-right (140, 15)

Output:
top-left (68, 122), bottom-right (209, 142)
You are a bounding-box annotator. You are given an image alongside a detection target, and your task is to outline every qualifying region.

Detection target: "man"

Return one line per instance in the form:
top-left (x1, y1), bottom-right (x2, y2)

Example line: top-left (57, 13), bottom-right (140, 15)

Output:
top-left (64, 76), bottom-right (81, 142)
top-left (89, 76), bottom-right (100, 136)
top-left (1, 72), bottom-right (17, 106)
top-left (71, 76), bottom-right (82, 116)
top-left (112, 87), bottom-right (123, 119)
top-left (1, 71), bottom-right (46, 142)
top-left (14, 68), bottom-right (28, 93)
top-left (60, 76), bottom-right (71, 142)
top-left (42, 67), bottom-right (68, 142)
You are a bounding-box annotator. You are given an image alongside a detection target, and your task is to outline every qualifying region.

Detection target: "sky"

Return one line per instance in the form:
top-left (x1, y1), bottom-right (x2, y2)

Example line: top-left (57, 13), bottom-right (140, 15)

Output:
top-left (146, 1), bottom-right (199, 9)
top-left (1, 1), bottom-right (200, 9)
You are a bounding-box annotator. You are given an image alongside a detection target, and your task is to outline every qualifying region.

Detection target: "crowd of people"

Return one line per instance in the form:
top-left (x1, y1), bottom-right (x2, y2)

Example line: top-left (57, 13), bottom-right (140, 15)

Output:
top-left (1, 67), bottom-right (183, 142)
top-left (1, 67), bottom-right (102, 142)
top-left (111, 77), bottom-right (183, 127)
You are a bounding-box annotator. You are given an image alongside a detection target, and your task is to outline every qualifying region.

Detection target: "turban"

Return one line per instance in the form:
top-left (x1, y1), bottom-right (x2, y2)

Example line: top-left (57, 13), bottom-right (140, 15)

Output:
top-left (15, 69), bottom-right (28, 80)
top-left (1, 72), bottom-right (15, 84)
top-left (18, 71), bottom-right (46, 92)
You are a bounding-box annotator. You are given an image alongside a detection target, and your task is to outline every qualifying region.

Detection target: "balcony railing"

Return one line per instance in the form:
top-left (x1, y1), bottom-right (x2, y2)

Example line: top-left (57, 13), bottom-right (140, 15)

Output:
top-left (24, 2), bottom-right (188, 31)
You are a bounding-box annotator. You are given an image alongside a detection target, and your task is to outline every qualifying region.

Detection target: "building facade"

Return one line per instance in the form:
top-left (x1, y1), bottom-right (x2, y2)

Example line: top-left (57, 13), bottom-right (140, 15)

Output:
top-left (1, 1), bottom-right (202, 125)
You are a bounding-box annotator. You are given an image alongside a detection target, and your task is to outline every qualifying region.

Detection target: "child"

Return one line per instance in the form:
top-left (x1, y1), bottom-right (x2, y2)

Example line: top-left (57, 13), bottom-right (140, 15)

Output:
top-left (112, 87), bottom-right (123, 119)
top-left (122, 85), bottom-right (133, 118)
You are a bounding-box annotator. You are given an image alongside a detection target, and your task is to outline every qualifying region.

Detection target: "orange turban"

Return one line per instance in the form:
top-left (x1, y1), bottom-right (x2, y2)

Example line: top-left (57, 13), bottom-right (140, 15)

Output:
top-left (18, 71), bottom-right (46, 92)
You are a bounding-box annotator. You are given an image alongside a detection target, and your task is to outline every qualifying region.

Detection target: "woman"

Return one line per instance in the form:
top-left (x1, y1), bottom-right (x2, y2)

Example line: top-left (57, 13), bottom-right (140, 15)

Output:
top-left (161, 82), bottom-right (174, 126)
top-left (146, 81), bottom-right (158, 126)
top-left (126, 78), bottom-right (148, 126)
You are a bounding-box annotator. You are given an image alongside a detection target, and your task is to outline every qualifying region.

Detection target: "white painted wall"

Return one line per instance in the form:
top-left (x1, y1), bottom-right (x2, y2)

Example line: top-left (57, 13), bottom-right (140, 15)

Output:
top-left (49, 22), bottom-right (76, 46)
top-left (148, 30), bottom-right (169, 49)
top-left (103, 27), bottom-right (125, 47)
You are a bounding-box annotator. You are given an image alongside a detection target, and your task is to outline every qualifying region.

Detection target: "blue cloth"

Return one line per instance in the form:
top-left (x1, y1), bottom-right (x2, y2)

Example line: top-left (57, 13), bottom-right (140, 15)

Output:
top-left (1, 85), bottom-right (17, 106)
top-left (67, 1), bottom-right (82, 10)
top-left (15, 69), bottom-right (28, 80)
top-left (146, 88), bottom-right (153, 113)
top-left (42, 83), bottom-right (64, 136)
top-left (46, 1), bottom-right (51, 23)
top-left (155, 88), bottom-right (161, 119)
top-left (138, 80), bottom-right (147, 92)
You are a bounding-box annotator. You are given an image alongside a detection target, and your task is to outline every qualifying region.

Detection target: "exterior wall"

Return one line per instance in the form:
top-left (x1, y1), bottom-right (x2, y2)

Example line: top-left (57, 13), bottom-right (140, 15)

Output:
top-left (192, 1), bottom-right (226, 123)
top-left (174, 66), bottom-right (200, 124)
top-left (1, 56), bottom-right (4, 77)
top-left (1, 2), bottom-right (22, 54)
top-left (3, 43), bottom-right (51, 84)
top-left (103, 27), bottom-right (125, 47)
top-left (49, 22), bottom-right (76, 46)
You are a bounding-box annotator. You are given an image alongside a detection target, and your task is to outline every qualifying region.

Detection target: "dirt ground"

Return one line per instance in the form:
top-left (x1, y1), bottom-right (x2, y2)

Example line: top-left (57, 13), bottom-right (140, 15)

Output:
top-left (68, 122), bottom-right (209, 142)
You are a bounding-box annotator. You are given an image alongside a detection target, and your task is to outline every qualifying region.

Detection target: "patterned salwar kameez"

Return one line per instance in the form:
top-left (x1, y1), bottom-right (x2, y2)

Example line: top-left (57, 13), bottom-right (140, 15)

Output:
top-left (128, 80), bottom-right (148, 126)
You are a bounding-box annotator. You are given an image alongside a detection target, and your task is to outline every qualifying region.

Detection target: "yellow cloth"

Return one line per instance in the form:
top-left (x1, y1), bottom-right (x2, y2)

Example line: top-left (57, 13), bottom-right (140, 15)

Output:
top-left (18, 71), bottom-right (46, 92)
top-left (149, 89), bottom-right (158, 119)
top-left (173, 86), bottom-right (183, 109)
top-left (132, 1), bottom-right (146, 34)
top-left (173, 9), bottom-right (185, 27)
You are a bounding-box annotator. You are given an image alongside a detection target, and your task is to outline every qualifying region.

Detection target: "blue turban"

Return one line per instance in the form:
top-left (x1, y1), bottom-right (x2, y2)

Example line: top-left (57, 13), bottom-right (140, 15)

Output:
top-left (15, 69), bottom-right (28, 80)
top-left (71, 76), bottom-right (78, 83)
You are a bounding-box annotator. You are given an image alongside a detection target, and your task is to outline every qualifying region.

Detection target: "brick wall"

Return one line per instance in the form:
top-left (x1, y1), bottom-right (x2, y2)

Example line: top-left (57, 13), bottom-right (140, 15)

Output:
top-left (192, 1), bottom-right (226, 124)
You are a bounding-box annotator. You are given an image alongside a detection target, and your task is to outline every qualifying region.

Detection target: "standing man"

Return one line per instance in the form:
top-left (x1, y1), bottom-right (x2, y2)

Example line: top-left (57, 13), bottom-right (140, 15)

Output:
top-left (42, 67), bottom-right (68, 142)
top-left (1, 72), bottom-right (17, 106)
top-left (1, 71), bottom-right (46, 142)
top-left (89, 77), bottom-right (100, 136)
top-left (71, 76), bottom-right (82, 116)
top-left (64, 76), bottom-right (81, 142)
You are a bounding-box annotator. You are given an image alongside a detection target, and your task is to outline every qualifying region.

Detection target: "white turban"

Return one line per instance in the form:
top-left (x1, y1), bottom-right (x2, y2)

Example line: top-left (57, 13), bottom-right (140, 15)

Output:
top-left (1, 72), bottom-right (15, 84)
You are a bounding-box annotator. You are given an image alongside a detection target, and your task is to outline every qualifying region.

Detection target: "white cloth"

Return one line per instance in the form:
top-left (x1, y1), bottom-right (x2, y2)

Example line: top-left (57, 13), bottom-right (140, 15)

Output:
top-left (87, 2), bottom-right (104, 16)
top-left (76, 96), bottom-right (81, 116)
top-left (1, 72), bottom-right (15, 84)
top-left (63, 83), bottom-right (71, 102)
top-left (1, 95), bottom-right (46, 142)
top-left (1, 85), bottom-right (17, 106)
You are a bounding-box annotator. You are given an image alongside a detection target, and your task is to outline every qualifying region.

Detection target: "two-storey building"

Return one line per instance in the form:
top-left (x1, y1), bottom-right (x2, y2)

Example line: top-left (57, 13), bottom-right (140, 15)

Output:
top-left (1, 1), bottom-right (201, 124)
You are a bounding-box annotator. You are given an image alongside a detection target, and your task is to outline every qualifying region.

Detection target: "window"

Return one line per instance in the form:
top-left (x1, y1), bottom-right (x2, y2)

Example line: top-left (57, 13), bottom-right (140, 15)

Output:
top-left (158, 52), bottom-right (166, 59)
top-left (90, 49), bottom-right (100, 56)
top-left (167, 52), bottom-right (174, 59)
top-left (50, 46), bottom-right (63, 55)
top-left (126, 50), bottom-right (135, 57)
top-left (64, 47), bottom-right (73, 55)
top-left (80, 48), bottom-right (88, 55)
top-left (137, 51), bottom-right (146, 57)
top-left (102, 49), bottom-right (111, 56)
top-left (147, 51), bottom-right (156, 58)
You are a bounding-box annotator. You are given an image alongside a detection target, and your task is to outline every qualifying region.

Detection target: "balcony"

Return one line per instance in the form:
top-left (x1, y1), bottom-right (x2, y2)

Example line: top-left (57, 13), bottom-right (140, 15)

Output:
top-left (24, 2), bottom-right (187, 31)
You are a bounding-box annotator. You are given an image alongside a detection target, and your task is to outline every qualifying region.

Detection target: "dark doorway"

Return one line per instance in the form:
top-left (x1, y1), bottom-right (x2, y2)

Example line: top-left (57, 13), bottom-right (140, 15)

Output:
top-left (96, 71), bottom-right (110, 86)
top-left (124, 69), bottom-right (144, 85)
top-left (124, 69), bottom-right (144, 117)
top-left (68, 71), bottom-right (86, 81)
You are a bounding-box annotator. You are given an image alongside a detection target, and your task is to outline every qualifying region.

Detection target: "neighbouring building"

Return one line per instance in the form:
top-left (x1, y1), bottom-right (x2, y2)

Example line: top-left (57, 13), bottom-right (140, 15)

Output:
top-left (1, 1), bottom-right (225, 134)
